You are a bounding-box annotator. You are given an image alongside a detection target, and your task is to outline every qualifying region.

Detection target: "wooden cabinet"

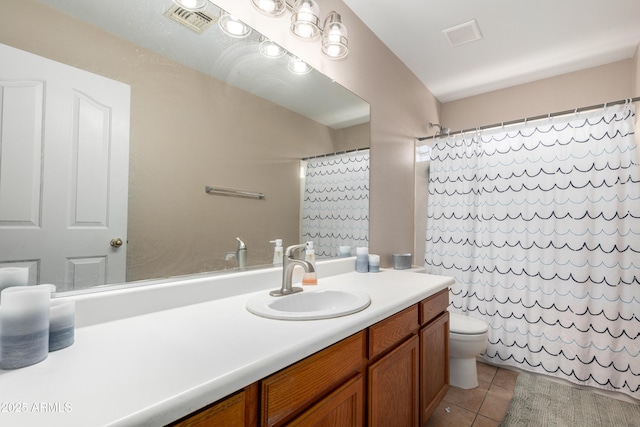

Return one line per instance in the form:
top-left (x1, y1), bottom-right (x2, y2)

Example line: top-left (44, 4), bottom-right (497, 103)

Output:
top-left (368, 305), bottom-right (419, 359)
top-left (169, 384), bottom-right (257, 427)
top-left (368, 335), bottom-right (420, 426)
top-left (419, 289), bottom-right (450, 425)
top-left (367, 304), bottom-right (420, 426)
top-left (260, 331), bottom-right (365, 427)
top-left (174, 290), bottom-right (449, 427)
top-left (288, 375), bottom-right (364, 427)
top-left (368, 288), bottom-right (450, 427)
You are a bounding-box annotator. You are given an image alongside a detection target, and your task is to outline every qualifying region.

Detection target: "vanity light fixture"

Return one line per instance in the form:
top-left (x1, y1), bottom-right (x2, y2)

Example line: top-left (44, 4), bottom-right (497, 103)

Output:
top-left (288, 56), bottom-right (313, 74)
top-left (249, 0), bottom-right (349, 59)
top-left (251, 0), bottom-right (287, 16)
top-left (290, 0), bottom-right (321, 39)
top-left (218, 12), bottom-right (252, 38)
top-left (259, 37), bottom-right (286, 58)
top-left (321, 12), bottom-right (348, 59)
top-left (173, 0), bottom-right (208, 12)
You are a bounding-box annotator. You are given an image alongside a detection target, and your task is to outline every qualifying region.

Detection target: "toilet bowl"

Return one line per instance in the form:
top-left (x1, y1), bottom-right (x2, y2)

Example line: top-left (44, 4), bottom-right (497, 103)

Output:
top-left (449, 312), bottom-right (488, 389)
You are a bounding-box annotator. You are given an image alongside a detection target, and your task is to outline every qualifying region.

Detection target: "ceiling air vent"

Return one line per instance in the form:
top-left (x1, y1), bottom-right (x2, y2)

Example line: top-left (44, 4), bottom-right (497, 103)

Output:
top-left (442, 20), bottom-right (483, 47)
top-left (164, 4), bottom-right (215, 34)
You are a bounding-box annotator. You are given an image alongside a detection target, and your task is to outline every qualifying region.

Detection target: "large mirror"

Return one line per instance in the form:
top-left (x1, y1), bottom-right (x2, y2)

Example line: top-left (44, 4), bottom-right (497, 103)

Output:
top-left (0, 0), bottom-right (370, 293)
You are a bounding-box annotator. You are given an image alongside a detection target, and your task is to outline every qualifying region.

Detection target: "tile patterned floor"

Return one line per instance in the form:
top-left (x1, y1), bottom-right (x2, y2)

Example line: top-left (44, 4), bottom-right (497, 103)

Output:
top-left (426, 361), bottom-right (519, 427)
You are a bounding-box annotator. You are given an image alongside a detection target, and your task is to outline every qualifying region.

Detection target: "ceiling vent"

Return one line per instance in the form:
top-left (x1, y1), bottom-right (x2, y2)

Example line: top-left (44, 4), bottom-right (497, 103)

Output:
top-left (164, 4), bottom-right (215, 34)
top-left (442, 20), bottom-right (483, 47)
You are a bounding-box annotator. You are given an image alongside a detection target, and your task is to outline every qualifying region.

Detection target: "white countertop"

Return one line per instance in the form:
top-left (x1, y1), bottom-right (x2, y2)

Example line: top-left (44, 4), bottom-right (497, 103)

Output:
top-left (0, 265), bottom-right (452, 426)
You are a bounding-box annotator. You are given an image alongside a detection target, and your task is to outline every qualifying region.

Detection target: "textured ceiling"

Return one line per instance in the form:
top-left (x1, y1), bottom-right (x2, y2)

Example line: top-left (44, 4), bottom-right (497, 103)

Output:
top-left (343, 0), bottom-right (640, 102)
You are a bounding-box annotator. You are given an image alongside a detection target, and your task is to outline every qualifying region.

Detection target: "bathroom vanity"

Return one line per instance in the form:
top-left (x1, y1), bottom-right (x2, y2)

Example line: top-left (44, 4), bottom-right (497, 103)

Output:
top-left (0, 259), bottom-right (452, 426)
top-left (171, 288), bottom-right (449, 426)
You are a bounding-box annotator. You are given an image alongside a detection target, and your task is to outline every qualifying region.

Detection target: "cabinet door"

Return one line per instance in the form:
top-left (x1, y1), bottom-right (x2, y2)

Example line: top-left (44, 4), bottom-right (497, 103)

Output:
top-left (288, 375), bottom-right (364, 427)
top-left (171, 390), bottom-right (246, 427)
top-left (368, 335), bottom-right (419, 427)
top-left (420, 311), bottom-right (450, 424)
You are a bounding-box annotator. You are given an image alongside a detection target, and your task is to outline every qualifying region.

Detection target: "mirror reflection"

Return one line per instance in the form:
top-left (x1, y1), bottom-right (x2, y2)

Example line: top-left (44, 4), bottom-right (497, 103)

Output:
top-left (0, 0), bottom-right (370, 293)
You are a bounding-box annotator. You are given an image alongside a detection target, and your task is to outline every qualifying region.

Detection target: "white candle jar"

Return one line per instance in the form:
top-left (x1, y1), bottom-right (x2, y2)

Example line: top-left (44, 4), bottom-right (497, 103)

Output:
top-left (355, 247), bottom-right (369, 273)
top-left (368, 254), bottom-right (380, 272)
top-left (0, 285), bottom-right (51, 369)
top-left (49, 299), bottom-right (75, 352)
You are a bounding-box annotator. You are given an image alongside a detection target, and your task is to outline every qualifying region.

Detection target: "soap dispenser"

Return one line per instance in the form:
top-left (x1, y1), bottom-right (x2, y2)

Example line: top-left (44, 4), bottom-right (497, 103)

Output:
top-left (271, 239), bottom-right (283, 265)
top-left (302, 241), bottom-right (318, 285)
top-left (236, 237), bottom-right (247, 270)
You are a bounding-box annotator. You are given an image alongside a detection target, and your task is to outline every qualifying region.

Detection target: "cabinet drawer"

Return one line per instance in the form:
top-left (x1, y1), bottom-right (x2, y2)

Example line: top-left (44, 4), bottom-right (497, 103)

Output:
top-left (261, 331), bottom-right (365, 427)
top-left (419, 289), bottom-right (449, 326)
top-left (368, 304), bottom-right (419, 359)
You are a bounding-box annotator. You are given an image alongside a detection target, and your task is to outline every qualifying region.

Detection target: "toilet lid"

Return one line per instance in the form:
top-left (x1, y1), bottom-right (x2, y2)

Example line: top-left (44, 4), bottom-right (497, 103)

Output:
top-left (449, 313), bottom-right (488, 334)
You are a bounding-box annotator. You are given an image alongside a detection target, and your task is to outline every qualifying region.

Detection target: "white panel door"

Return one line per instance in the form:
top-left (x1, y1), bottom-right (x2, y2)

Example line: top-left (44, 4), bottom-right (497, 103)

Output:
top-left (0, 43), bottom-right (130, 291)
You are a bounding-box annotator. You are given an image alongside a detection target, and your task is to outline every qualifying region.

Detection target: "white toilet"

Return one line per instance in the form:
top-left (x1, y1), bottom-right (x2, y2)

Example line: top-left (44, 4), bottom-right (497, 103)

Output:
top-left (449, 312), bottom-right (489, 389)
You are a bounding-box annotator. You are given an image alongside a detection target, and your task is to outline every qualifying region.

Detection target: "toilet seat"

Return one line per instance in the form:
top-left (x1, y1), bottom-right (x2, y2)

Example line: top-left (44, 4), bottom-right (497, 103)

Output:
top-left (449, 313), bottom-right (488, 335)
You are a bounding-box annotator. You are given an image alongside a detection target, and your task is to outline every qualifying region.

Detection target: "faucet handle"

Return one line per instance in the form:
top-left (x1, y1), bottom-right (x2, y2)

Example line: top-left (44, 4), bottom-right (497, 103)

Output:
top-left (284, 243), bottom-right (307, 258)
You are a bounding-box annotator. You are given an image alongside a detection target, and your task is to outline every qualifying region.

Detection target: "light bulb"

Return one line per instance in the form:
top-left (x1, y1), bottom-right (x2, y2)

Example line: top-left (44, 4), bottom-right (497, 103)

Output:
top-left (259, 38), bottom-right (286, 58)
top-left (173, 0), bottom-right (208, 11)
top-left (251, 0), bottom-right (286, 16)
top-left (290, 0), bottom-right (320, 39)
top-left (218, 12), bottom-right (251, 38)
top-left (288, 57), bottom-right (312, 75)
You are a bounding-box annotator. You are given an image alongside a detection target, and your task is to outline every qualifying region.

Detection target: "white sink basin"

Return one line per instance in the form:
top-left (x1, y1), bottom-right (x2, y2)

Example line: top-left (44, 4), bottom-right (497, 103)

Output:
top-left (246, 289), bottom-right (370, 320)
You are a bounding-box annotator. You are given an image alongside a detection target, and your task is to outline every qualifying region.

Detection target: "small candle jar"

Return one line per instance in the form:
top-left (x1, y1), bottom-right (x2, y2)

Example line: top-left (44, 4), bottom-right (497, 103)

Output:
top-left (355, 247), bottom-right (369, 273)
top-left (368, 254), bottom-right (380, 272)
top-left (338, 246), bottom-right (352, 257)
top-left (0, 267), bottom-right (29, 304)
top-left (0, 285), bottom-right (51, 369)
top-left (49, 299), bottom-right (75, 352)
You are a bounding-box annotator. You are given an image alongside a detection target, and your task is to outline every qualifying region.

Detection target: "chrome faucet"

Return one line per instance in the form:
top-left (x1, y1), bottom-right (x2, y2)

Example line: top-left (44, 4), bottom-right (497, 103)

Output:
top-left (224, 237), bottom-right (247, 270)
top-left (270, 243), bottom-right (315, 297)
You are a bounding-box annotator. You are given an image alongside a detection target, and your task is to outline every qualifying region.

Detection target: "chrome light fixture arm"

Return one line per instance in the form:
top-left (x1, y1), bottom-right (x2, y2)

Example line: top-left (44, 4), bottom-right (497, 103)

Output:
top-left (250, 0), bottom-right (349, 59)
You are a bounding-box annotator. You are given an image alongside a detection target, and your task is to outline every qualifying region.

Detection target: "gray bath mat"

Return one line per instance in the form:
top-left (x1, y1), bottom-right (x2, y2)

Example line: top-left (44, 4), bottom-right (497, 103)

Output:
top-left (499, 373), bottom-right (640, 427)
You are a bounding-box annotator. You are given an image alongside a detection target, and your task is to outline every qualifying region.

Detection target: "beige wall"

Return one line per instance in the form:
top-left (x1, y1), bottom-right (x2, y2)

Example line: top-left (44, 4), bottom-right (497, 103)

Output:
top-left (331, 123), bottom-right (370, 153)
top-left (2, 0), bottom-right (378, 282)
top-left (441, 59), bottom-right (634, 131)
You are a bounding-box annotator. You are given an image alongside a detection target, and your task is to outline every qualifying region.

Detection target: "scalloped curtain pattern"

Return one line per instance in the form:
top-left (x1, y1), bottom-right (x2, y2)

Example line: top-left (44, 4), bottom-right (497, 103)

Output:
top-left (424, 104), bottom-right (640, 398)
top-left (302, 150), bottom-right (369, 257)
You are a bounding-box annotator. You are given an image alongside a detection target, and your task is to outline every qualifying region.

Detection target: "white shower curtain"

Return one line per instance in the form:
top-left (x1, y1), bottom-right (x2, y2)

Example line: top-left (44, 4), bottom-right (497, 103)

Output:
top-left (301, 149), bottom-right (369, 257)
top-left (424, 103), bottom-right (640, 398)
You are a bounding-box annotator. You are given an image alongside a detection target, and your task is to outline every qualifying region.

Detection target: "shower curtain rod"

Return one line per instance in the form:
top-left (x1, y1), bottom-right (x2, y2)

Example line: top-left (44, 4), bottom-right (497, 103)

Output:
top-left (417, 96), bottom-right (640, 141)
top-left (302, 146), bottom-right (369, 161)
